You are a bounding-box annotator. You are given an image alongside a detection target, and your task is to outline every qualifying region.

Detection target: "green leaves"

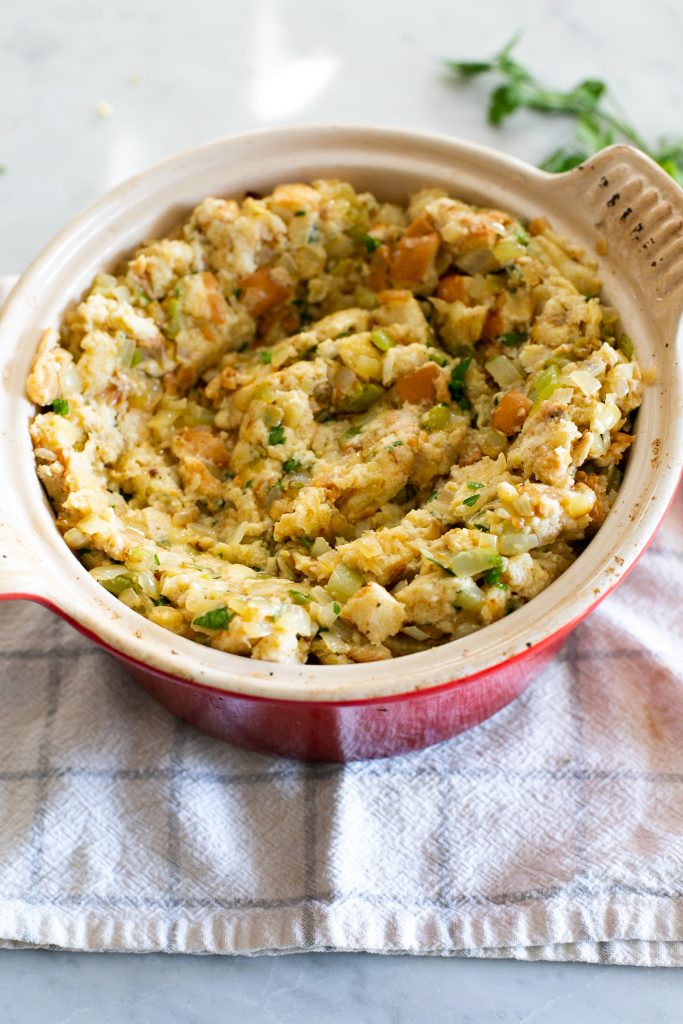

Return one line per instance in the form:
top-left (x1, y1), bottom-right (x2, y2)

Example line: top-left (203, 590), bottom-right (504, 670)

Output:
top-left (540, 148), bottom-right (591, 174)
top-left (444, 36), bottom-right (683, 185)
top-left (498, 331), bottom-right (528, 347)
top-left (193, 606), bottom-right (234, 630)
top-left (448, 357), bottom-right (471, 410)
top-left (268, 424), bottom-right (286, 446)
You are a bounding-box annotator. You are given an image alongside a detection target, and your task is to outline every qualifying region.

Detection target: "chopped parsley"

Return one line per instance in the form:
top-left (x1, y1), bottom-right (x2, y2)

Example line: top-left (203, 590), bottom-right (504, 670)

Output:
top-left (245, 479), bottom-right (253, 489)
top-left (424, 553), bottom-right (455, 575)
top-left (467, 481), bottom-right (484, 491)
top-left (192, 606), bottom-right (234, 630)
top-left (294, 210), bottom-right (306, 217)
top-left (50, 398), bottom-right (69, 416)
top-left (153, 553), bottom-right (160, 566)
top-left (462, 493), bottom-right (480, 507)
top-left (299, 537), bottom-right (313, 550)
top-left (448, 357), bottom-right (471, 410)
top-left (361, 234), bottom-right (381, 253)
top-left (473, 523), bottom-right (490, 532)
top-left (259, 350), bottom-right (272, 364)
top-left (288, 589), bottom-right (311, 604)
top-left (332, 602), bottom-right (341, 615)
top-left (483, 555), bottom-right (507, 589)
top-left (427, 490), bottom-right (438, 502)
top-left (268, 424), bottom-right (286, 446)
top-left (498, 331), bottom-right (528, 347)
top-left (282, 458), bottom-right (301, 473)
top-left (153, 595), bottom-right (171, 606)
top-left (385, 440), bottom-right (404, 450)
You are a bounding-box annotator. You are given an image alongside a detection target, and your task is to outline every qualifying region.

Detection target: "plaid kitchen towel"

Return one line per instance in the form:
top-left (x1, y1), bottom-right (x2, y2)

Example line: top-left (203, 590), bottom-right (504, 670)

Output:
top-left (0, 485), bottom-right (680, 965)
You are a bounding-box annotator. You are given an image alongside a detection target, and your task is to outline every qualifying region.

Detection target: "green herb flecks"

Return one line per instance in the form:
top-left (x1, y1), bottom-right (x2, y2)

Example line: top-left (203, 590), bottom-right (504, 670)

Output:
top-left (361, 234), bottom-right (381, 253)
top-left (445, 36), bottom-right (683, 183)
top-left (462, 493), bottom-right (480, 507)
top-left (288, 589), bottom-right (312, 605)
top-left (260, 350), bottom-right (273, 364)
top-left (268, 424), bottom-right (286, 446)
top-left (482, 555), bottom-right (507, 588)
top-left (282, 458), bottom-right (301, 473)
top-left (498, 331), bottom-right (528, 347)
top-left (193, 606), bottom-right (235, 630)
top-left (448, 357), bottom-right (471, 410)
top-left (50, 398), bottom-right (70, 416)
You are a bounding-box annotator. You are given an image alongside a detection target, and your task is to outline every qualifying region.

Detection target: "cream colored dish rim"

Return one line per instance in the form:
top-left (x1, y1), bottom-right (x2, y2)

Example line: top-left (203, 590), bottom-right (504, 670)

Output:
top-left (0, 125), bottom-right (681, 702)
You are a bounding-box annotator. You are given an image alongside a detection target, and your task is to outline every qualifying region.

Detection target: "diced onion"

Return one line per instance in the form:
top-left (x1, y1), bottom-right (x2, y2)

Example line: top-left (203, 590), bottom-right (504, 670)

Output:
top-left (492, 238), bottom-right (528, 264)
top-left (565, 369), bottom-right (601, 396)
top-left (229, 521), bottom-right (248, 544)
top-left (592, 400), bottom-right (621, 433)
top-left (498, 532), bottom-right (539, 556)
top-left (565, 491), bottom-right (595, 518)
top-left (485, 355), bottom-right (522, 388)
top-left (59, 363), bottom-right (82, 396)
top-left (319, 629), bottom-right (351, 654)
top-left (264, 484), bottom-right (283, 512)
top-left (454, 247), bottom-right (497, 275)
top-left (403, 626), bottom-right (430, 641)
top-left (453, 577), bottom-right (484, 611)
top-left (63, 528), bottom-right (89, 549)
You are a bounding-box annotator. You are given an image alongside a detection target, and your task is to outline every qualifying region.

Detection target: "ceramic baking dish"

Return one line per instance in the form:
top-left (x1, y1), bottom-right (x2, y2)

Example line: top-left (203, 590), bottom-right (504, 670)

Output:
top-left (0, 126), bottom-right (681, 761)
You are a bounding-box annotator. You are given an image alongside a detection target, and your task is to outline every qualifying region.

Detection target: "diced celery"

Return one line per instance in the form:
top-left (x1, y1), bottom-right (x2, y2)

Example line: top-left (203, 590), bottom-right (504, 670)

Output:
top-left (619, 334), bottom-right (634, 359)
top-left (370, 329), bottom-right (395, 352)
top-left (326, 563), bottom-right (364, 603)
top-left (449, 549), bottom-right (498, 578)
top-left (100, 574), bottom-right (134, 596)
top-left (343, 382), bottom-right (384, 413)
top-left (165, 296), bottom-right (183, 339)
top-left (421, 403), bottom-right (452, 432)
top-left (533, 364), bottom-right (559, 403)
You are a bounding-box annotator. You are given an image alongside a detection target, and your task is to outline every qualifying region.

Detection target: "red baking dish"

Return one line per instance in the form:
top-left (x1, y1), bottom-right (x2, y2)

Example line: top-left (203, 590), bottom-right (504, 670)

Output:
top-left (1, 127), bottom-right (681, 760)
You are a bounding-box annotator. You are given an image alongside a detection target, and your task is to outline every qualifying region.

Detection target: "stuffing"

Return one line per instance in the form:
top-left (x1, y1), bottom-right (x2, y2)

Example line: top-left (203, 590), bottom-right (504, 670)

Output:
top-left (27, 180), bottom-right (642, 664)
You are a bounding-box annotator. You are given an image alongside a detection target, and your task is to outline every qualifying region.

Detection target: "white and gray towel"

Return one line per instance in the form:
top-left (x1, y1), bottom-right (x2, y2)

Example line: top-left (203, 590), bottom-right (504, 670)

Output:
top-left (0, 483), bottom-right (680, 965)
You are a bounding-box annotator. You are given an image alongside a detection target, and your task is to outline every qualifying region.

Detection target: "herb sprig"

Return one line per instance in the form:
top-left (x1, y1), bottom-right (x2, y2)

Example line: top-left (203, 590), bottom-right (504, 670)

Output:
top-left (445, 36), bottom-right (683, 182)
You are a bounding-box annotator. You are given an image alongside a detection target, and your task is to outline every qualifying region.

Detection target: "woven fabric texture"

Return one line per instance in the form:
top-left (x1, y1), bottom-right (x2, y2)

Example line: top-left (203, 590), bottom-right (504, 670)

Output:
top-left (0, 491), bottom-right (680, 964)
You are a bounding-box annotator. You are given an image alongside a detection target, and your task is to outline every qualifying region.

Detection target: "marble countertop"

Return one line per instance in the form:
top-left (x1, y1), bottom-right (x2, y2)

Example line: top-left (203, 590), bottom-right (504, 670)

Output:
top-left (1, 0), bottom-right (682, 1017)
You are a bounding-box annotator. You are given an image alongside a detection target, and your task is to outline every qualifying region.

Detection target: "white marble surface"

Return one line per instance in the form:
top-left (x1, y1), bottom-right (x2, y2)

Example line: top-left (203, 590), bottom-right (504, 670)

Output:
top-left (1, 0), bottom-right (683, 1016)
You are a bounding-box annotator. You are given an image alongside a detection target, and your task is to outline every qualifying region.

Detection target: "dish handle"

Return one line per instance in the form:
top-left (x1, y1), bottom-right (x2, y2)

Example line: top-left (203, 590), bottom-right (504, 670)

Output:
top-left (0, 275), bottom-right (52, 602)
top-left (547, 144), bottom-right (683, 335)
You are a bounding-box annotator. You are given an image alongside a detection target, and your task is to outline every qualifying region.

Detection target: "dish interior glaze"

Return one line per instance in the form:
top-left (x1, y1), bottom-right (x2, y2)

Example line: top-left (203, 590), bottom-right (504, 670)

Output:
top-left (27, 179), bottom-right (643, 665)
